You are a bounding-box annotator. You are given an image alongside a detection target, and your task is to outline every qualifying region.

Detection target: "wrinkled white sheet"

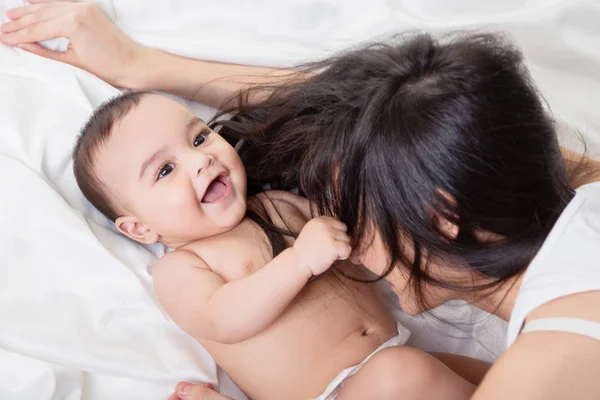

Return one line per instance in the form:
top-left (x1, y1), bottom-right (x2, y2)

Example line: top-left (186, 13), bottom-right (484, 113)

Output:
top-left (1, 0), bottom-right (599, 399)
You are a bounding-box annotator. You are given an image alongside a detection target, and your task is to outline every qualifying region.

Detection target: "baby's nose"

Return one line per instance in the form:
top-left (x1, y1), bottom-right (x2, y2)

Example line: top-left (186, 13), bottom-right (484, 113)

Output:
top-left (195, 154), bottom-right (214, 176)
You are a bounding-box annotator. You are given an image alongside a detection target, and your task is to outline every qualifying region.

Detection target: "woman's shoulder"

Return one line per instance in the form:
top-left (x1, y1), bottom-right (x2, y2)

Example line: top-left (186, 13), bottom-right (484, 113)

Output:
top-left (576, 179), bottom-right (600, 192)
top-left (507, 181), bottom-right (600, 345)
top-left (576, 180), bottom-right (600, 201)
top-left (530, 180), bottom-right (600, 270)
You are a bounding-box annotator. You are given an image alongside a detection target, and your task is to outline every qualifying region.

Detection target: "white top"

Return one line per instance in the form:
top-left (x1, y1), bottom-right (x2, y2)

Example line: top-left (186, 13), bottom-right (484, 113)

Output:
top-left (507, 182), bottom-right (600, 347)
top-left (521, 317), bottom-right (600, 341)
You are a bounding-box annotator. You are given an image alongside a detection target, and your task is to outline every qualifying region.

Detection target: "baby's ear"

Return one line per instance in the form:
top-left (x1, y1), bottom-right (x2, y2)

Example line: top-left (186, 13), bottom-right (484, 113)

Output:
top-left (115, 216), bottom-right (159, 244)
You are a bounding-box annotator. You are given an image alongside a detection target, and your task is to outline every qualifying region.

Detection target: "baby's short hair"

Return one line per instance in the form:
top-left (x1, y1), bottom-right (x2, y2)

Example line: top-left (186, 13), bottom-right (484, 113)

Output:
top-left (73, 91), bottom-right (151, 221)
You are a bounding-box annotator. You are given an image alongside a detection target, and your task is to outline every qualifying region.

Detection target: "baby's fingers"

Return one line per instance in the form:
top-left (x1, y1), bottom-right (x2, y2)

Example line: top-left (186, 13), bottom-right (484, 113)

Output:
top-left (334, 233), bottom-right (351, 244)
top-left (336, 242), bottom-right (352, 260)
top-left (322, 218), bottom-right (347, 232)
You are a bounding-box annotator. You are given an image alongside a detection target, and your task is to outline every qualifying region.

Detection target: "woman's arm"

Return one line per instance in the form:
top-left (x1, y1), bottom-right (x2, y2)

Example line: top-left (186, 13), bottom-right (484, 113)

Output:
top-left (127, 48), bottom-right (291, 109)
top-left (6, 3), bottom-right (600, 171)
top-left (472, 291), bottom-right (600, 399)
top-left (471, 329), bottom-right (600, 399)
top-left (0, 0), bottom-right (293, 109)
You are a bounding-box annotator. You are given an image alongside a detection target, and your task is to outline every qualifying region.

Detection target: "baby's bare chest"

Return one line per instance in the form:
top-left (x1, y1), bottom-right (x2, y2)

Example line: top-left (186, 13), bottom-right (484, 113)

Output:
top-left (186, 220), bottom-right (279, 281)
top-left (186, 192), bottom-right (308, 281)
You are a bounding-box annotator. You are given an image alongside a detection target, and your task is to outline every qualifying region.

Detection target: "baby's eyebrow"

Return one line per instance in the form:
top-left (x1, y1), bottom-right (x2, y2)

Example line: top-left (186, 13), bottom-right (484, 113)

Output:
top-left (139, 146), bottom-right (167, 180)
top-left (186, 116), bottom-right (203, 132)
top-left (138, 116), bottom-right (204, 180)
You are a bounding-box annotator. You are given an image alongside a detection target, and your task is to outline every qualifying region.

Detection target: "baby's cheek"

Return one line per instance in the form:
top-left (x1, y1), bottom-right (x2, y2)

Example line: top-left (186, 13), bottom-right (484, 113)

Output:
top-left (163, 184), bottom-right (200, 212)
top-left (158, 192), bottom-right (198, 223)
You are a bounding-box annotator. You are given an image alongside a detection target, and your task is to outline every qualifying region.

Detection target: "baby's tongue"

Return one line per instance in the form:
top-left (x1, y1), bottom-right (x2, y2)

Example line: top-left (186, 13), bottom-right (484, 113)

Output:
top-left (202, 179), bottom-right (227, 203)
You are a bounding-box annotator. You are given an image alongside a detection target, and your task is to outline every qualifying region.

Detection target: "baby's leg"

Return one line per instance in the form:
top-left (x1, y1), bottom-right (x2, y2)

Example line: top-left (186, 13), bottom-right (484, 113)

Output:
top-left (336, 346), bottom-right (475, 400)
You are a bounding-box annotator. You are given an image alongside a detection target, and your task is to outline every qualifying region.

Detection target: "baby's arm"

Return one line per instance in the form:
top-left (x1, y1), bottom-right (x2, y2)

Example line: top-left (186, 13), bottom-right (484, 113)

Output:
top-left (153, 217), bottom-right (350, 344)
top-left (153, 248), bottom-right (309, 344)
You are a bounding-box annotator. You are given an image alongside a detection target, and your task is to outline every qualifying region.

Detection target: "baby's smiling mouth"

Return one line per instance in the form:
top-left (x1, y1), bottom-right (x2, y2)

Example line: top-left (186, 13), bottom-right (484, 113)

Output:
top-left (201, 174), bottom-right (230, 203)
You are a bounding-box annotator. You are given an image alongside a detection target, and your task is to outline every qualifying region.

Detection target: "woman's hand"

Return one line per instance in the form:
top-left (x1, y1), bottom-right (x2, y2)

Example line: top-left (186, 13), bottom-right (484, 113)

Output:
top-left (1, 1), bottom-right (289, 108)
top-left (167, 382), bottom-right (234, 400)
top-left (0, 0), bottom-right (145, 88)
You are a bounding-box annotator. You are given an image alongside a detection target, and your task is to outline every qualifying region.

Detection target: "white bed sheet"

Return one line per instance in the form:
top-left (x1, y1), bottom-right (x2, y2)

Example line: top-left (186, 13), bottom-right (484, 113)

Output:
top-left (1, 1), bottom-right (598, 399)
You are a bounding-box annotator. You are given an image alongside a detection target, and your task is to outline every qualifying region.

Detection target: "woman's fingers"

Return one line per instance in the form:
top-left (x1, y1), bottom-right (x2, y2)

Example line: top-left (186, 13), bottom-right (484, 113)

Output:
top-left (2, 5), bottom-right (68, 34)
top-left (5, 2), bottom-right (68, 20)
top-left (0, 17), bottom-right (68, 45)
top-left (27, 0), bottom-right (78, 3)
top-left (2, 1), bottom-right (142, 86)
top-left (5, 5), bottom-right (38, 20)
top-left (13, 42), bottom-right (73, 63)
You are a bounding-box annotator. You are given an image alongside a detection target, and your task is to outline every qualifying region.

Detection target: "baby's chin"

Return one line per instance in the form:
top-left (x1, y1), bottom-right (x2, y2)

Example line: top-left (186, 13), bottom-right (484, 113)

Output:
top-left (193, 207), bottom-right (248, 239)
top-left (214, 201), bottom-right (247, 228)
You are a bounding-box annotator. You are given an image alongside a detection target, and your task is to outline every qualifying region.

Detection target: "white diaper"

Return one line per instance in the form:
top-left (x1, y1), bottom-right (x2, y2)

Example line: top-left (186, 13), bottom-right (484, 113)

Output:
top-left (312, 322), bottom-right (411, 400)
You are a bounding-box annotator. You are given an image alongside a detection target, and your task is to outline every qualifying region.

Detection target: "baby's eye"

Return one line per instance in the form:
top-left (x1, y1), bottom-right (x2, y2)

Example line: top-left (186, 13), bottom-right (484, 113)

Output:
top-left (193, 129), bottom-right (210, 147)
top-left (157, 163), bottom-right (174, 180)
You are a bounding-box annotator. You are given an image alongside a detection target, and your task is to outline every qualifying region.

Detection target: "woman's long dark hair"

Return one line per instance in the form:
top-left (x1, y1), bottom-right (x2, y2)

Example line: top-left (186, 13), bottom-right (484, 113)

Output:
top-left (210, 32), bottom-right (584, 310)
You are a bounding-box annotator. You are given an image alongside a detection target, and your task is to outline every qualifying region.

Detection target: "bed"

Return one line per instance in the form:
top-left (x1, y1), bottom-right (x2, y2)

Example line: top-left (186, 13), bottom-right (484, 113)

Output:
top-left (1, 0), bottom-right (598, 399)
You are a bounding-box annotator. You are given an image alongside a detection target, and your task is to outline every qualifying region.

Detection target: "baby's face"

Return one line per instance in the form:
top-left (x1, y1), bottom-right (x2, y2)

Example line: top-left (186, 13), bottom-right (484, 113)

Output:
top-left (95, 94), bottom-right (247, 246)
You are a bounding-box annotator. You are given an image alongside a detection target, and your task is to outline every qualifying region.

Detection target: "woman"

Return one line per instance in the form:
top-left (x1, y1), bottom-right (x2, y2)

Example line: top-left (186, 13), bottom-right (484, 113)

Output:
top-left (4, 2), bottom-right (600, 400)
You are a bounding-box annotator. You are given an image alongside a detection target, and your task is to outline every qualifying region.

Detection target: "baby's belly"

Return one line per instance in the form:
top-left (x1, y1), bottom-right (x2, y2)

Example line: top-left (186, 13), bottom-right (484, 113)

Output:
top-left (200, 272), bottom-right (398, 400)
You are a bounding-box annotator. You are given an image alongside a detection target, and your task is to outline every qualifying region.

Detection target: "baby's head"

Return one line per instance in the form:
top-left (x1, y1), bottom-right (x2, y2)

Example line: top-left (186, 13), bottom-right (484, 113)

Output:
top-left (73, 92), bottom-right (247, 247)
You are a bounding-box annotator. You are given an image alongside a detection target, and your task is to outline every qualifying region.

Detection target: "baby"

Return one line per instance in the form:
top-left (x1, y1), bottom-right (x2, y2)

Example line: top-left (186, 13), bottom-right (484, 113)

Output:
top-left (73, 91), bottom-right (476, 400)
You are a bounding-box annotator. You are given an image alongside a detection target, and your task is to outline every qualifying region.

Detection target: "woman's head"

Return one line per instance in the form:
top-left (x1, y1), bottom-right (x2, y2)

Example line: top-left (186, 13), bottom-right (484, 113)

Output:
top-left (74, 92), bottom-right (247, 247)
top-left (215, 32), bottom-right (574, 313)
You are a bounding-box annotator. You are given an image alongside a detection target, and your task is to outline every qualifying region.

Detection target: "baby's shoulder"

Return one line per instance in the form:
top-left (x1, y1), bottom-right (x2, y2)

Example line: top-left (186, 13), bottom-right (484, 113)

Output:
top-left (250, 190), bottom-right (311, 233)
top-left (152, 248), bottom-right (210, 291)
top-left (156, 247), bottom-right (208, 270)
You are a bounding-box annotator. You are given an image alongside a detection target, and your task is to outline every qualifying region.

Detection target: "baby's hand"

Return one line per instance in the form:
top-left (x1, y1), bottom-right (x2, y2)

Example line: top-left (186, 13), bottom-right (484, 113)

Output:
top-left (292, 217), bottom-right (351, 276)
